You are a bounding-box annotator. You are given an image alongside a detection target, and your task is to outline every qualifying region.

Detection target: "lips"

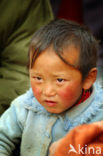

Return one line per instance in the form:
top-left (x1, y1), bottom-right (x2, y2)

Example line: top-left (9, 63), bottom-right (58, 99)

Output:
top-left (45, 100), bottom-right (57, 107)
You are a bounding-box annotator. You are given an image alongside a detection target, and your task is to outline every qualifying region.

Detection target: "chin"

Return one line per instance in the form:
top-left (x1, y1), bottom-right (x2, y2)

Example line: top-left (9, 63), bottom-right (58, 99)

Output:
top-left (46, 108), bottom-right (64, 114)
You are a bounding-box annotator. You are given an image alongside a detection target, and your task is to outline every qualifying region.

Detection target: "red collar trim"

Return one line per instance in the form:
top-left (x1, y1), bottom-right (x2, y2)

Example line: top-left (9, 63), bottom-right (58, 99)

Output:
top-left (76, 89), bottom-right (91, 106)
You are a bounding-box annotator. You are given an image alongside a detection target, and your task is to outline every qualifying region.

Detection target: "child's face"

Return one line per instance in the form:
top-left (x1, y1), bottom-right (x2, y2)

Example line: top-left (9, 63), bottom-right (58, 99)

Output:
top-left (30, 46), bottom-right (84, 114)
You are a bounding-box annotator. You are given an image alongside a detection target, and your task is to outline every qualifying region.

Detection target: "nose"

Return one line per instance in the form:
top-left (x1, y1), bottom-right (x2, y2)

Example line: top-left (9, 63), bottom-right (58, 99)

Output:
top-left (43, 84), bottom-right (56, 97)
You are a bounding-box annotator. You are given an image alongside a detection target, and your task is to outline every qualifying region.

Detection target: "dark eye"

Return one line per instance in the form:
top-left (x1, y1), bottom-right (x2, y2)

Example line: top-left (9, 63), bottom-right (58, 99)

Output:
top-left (36, 77), bottom-right (41, 80)
top-left (57, 78), bottom-right (64, 83)
top-left (33, 76), bottom-right (42, 81)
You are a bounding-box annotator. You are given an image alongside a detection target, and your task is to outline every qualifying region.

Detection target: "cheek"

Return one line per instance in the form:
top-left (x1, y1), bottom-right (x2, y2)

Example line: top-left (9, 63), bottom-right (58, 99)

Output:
top-left (58, 84), bottom-right (81, 104)
top-left (58, 86), bottom-right (74, 100)
top-left (31, 82), bottom-right (41, 98)
top-left (32, 87), bottom-right (41, 98)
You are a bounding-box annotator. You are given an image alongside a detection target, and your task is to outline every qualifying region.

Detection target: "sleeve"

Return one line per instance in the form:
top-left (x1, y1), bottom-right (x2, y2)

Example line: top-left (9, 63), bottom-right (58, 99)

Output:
top-left (0, 101), bottom-right (24, 156)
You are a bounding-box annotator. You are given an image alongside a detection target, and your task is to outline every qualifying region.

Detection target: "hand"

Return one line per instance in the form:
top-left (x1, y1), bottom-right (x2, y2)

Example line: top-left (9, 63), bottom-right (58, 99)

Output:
top-left (48, 121), bottom-right (103, 156)
top-left (49, 139), bottom-right (62, 156)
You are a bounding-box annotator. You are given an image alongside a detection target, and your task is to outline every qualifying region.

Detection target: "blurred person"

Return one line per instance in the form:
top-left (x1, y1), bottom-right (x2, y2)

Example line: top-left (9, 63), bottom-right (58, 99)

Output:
top-left (49, 121), bottom-right (103, 156)
top-left (0, 0), bottom-right (53, 115)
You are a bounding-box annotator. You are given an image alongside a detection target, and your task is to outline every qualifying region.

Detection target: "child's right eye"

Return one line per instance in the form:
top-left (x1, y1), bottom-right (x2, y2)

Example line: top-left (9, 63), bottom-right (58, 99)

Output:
top-left (33, 76), bottom-right (42, 81)
top-left (36, 76), bottom-right (41, 80)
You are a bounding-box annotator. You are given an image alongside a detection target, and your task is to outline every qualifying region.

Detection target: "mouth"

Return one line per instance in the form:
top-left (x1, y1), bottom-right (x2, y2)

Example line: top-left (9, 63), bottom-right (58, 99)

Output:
top-left (44, 100), bottom-right (57, 107)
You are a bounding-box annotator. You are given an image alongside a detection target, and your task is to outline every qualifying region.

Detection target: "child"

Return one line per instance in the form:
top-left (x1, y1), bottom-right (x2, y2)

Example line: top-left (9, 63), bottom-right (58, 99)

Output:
top-left (0, 19), bottom-right (103, 156)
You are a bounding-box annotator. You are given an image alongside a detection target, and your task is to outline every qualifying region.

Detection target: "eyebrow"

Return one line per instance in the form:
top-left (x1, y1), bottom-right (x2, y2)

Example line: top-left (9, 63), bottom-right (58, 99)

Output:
top-left (30, 71), bottom-right (42, 75)
top-left (30, 71), bottom-right (70, 79)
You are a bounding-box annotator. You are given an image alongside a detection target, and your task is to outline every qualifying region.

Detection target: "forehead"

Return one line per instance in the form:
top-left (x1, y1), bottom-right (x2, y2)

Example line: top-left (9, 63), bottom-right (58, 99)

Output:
top-left (61, 45), bottom-right (80, 67)
top-left (31, 45), bottom-right (80, 72)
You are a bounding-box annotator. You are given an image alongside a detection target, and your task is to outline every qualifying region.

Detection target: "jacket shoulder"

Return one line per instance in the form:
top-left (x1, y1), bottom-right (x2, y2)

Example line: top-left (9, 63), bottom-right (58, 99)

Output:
top-left (10, 88), bottom-right (34, 126)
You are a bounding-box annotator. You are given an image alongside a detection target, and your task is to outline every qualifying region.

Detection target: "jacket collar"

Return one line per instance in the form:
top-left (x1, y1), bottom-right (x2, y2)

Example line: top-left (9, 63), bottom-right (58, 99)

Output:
top-left (24, 82), bottom-right (103, 130)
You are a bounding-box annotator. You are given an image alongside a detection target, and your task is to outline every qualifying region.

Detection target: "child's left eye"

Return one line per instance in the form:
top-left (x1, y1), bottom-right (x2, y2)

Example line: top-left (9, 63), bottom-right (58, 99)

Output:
top-left (57, 78), bottom-right (64, 83)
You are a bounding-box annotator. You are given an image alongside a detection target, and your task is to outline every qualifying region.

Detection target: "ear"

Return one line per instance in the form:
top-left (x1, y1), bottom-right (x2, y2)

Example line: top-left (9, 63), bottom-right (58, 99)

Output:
top-left (82, 68), bottom-right (97, 90)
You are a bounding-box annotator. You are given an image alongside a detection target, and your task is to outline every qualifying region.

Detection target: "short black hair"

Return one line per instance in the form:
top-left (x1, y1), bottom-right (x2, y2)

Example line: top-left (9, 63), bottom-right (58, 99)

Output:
top-left (28, 19), bottom-right (99, 79)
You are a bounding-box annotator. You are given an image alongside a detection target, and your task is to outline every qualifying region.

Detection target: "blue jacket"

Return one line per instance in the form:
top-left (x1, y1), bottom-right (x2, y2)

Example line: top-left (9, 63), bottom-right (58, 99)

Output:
top-left (0, 83), bottom-right (103, 156)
